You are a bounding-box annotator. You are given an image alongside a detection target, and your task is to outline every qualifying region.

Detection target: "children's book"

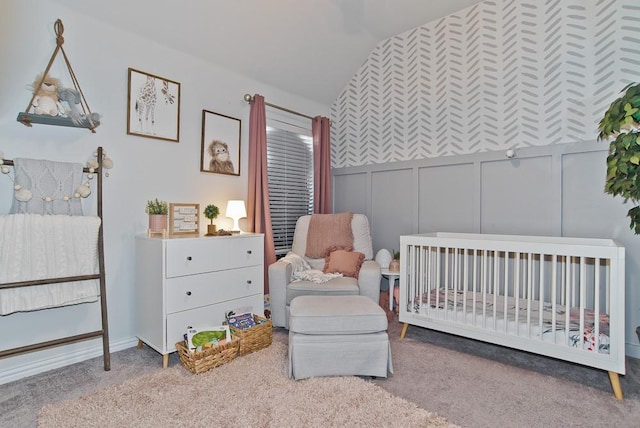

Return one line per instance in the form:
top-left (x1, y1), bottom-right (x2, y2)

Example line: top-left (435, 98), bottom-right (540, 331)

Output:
top-left (226, 311), bottom-right (256, 330)
top-left (186, 325), bottom-right (231, 352)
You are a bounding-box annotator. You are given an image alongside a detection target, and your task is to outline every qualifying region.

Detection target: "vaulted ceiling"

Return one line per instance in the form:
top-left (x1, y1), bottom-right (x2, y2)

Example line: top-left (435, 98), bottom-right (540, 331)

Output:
top-left (54, 0), bottom-right (482, 105)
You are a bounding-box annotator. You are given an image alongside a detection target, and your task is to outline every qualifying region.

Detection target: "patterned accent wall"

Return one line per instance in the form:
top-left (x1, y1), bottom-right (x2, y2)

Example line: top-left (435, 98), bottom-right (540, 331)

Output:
top-left (330, 0), bottom-right (640, 169)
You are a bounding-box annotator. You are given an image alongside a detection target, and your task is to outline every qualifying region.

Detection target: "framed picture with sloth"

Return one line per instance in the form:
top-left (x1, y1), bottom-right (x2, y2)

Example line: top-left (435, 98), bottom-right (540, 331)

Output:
top-left (200, 110), bottom-right (241, 176)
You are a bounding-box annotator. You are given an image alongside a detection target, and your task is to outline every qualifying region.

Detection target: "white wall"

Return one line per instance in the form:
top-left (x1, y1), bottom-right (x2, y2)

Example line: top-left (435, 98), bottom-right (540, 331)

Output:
top-left (334, 141), bottom-right (640, 359)
top-left (0, 0), bottom-right (328, 383)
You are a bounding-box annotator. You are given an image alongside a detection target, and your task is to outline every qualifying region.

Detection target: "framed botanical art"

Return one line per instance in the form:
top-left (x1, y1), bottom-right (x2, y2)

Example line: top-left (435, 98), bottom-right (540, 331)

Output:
top-left (127, 68), bottom-right (181, 142)
top-left (200, 110), bottom-right (241, 176)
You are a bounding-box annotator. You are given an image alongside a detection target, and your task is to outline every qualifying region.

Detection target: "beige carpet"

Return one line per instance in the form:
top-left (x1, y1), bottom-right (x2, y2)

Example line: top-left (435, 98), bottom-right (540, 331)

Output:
top-left (38, 341), bottom-right (455, 428)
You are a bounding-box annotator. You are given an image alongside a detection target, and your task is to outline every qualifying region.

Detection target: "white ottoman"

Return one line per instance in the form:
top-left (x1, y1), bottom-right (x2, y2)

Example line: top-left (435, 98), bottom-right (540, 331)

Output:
top-left (288, 295), bottom-right (393, 380)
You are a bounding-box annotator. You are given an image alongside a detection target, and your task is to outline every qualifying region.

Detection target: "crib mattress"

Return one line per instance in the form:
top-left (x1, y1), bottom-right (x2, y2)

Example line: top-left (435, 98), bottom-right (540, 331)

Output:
top-left (412, 289), bottom-right (610, 353)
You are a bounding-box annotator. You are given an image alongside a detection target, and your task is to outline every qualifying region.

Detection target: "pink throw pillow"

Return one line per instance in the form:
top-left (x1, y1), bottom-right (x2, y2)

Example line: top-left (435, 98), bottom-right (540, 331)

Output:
top-left (323, 248), bottom-right (365, 278)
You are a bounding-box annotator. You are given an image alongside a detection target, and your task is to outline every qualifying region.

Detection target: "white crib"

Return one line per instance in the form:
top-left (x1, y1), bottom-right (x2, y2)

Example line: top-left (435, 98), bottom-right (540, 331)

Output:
top-left (398, 232), bottom-right (626, 399)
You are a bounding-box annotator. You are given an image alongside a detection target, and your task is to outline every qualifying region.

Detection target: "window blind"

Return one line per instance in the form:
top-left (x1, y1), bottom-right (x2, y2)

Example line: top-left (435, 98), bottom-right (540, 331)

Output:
top-left (266, 125), bottom-right (313, 255)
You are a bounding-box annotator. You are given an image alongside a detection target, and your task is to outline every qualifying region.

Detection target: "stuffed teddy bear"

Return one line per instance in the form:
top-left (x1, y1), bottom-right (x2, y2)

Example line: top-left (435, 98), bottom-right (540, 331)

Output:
top-left (30, 73), bottom-right (64, 116)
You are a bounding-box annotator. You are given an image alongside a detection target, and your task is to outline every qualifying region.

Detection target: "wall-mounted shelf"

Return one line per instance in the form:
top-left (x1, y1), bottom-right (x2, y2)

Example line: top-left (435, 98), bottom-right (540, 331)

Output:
top-left (17, 19), bottom-right (99, 133)
top-left (17, 112), bottom-right (98, 131)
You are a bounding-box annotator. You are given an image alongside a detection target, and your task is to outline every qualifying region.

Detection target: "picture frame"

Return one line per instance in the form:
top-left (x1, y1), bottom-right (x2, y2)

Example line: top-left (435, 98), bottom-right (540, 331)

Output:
top-left (127, 68), bottom-right (181, 142)
top-left (200, 110), bottom-right (241, 176)
top-left (169, 203), bottom-right (200, 235)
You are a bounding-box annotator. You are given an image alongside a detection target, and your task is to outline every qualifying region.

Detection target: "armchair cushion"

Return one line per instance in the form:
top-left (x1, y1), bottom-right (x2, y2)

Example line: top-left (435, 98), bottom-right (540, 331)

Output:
top-left (323, 247), bottom-right (365, 278)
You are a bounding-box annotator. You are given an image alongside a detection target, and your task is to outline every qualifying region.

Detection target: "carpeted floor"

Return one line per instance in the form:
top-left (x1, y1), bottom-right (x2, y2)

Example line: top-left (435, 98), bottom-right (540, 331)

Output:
top-left (38, 340), bottom-right (451, 428)
top-left (2, 314), bottom-right (640, 427)
top-left (378, 319), bottom-right (640, 427)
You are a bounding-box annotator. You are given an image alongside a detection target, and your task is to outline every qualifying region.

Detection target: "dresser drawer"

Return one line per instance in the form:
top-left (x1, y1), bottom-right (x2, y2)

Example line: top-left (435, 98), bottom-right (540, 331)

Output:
top-left (165, 265), bottom-right (263, 313)
top-left (165, 235), bottom-right (263, 278)
top-left (166, 293), bottom-right (264, 352)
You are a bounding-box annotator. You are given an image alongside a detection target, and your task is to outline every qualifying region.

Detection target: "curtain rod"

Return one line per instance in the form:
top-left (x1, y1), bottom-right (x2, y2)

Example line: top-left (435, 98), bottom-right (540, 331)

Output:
top-left (243, 94), bottom-right (315, 121)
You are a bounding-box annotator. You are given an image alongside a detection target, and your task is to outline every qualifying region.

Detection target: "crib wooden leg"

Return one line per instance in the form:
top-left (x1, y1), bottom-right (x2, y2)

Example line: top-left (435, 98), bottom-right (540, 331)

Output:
top-left (400, 323), bottom-right (409, 339)
top-left (608, 371), bottom-right (623, 400)
top-left (136, 339), bottom-right (143, 349)
top-left (162, 354), bottom-right (170, 369)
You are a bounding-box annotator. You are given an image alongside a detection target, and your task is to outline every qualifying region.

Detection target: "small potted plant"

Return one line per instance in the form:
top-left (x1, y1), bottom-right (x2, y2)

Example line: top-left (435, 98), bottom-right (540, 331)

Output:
top-left (203, 204), bottom-right (220, 236)
top-left (389, 249), bottom-right (400, 272)
top-left (146, 198), bottom-right (168, 234)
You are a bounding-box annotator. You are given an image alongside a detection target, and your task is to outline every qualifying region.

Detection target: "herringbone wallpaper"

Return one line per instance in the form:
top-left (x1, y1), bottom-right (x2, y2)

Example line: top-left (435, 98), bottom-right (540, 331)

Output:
top-left (330, 0), bottom-right (640, 168)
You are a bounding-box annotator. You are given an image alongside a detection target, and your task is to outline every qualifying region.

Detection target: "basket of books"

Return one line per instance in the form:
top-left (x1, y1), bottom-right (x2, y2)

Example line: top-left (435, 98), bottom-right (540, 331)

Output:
top-left (176, 339), bottom-right (240, 374)
top-left (226, 313), bottom-right (273, 356)
top-left (176, 326), bottom-right (240, 374)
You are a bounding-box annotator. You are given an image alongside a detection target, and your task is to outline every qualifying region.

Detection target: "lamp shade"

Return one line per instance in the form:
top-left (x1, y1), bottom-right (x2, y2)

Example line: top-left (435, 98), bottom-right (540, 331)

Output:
top-left (375, 249), bottom-right (392, 269)
top-left (226, 200), bottom-right (247, 232)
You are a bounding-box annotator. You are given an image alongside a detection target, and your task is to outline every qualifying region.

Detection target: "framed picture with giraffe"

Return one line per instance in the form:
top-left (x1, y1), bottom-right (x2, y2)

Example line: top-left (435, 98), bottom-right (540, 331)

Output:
top-left (127, 68), bottom-right (181, 142)
top-left (200, 110), bottom-right (241, 176)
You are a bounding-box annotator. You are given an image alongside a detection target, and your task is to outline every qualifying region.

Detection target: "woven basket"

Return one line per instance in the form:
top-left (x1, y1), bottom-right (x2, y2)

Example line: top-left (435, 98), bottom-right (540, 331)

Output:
top-left (175, 337), bottom-right (240, 374)
top-left (229, 315), bottom-right (273, 356)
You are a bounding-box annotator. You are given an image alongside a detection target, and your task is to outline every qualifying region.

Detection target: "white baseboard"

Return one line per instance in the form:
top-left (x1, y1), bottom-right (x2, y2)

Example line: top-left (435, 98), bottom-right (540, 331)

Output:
top-left (0, 336), bottom-right (139, 386)
top-left (625, 342), bottom-right (640, 360)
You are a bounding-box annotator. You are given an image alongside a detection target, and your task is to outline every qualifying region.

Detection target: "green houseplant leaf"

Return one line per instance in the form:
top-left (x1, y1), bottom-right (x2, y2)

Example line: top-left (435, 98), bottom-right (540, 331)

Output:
top-left (599, 83), bottom-right (640, 234)
top-left (203, 204), bottom-right (220, 225)
top-left (145, 198), bottom-right (168, 215)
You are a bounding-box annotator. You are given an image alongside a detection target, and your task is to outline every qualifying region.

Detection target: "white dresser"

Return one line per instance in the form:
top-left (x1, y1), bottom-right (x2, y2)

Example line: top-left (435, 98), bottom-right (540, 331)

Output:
top-left (135, 233), bottom-right (264, 367)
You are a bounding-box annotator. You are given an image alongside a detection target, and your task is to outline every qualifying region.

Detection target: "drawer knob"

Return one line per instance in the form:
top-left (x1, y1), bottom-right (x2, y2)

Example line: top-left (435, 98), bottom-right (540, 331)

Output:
top-left (246, 280), bottom-right (252, 285)
top-left (186, 256), bottom-right (192, 261)
top-left (186, 291), bottom-right (192, 296)
top-left (246, 250), bottom-right (252, 255)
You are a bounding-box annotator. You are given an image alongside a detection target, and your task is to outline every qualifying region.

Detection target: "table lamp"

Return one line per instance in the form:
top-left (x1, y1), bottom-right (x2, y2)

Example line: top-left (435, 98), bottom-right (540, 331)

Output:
top-left (226, 200), bottom-right (247, 233)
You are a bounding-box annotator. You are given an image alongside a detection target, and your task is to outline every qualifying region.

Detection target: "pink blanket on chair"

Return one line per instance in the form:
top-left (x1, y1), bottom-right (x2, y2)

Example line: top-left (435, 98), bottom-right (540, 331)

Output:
top-left (305, 212), bottom-right (353, 258)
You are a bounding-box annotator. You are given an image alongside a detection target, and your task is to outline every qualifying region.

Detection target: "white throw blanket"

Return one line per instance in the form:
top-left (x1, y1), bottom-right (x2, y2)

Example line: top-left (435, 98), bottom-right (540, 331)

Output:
top-left (280, 252), bottom-right (343, 284)
top-left (9, 158), bottom-right (85, 216)
top-left (0, 214), bottom-right (101, 315)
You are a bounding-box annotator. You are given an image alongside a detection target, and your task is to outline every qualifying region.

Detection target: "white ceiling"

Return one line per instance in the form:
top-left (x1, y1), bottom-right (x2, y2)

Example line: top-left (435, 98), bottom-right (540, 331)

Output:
top-left (54, 0), bottom-right (482, 105)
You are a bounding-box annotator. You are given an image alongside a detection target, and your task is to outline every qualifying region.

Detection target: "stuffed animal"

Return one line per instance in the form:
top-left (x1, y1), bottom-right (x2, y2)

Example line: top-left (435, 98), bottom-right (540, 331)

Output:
top-left (208, 140), bottom-right (235, 174)
top-left (58, 87), bottom-right (101, 126)
top-left (30, 73), bottom-right (64, 116)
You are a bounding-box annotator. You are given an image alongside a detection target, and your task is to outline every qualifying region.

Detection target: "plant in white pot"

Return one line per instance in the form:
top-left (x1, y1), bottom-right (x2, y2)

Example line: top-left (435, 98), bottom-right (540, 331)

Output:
top-left (146, 198), bottom-right (168, 235)
top-left (389, 249), bottom-right (400, 272)
top-left (203, 204), bottom-right (220, 236)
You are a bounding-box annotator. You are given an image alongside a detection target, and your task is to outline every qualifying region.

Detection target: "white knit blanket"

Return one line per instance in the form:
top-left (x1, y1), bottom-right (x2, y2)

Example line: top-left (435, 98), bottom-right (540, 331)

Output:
top-left (0, 214), bottom-right (101, 315)
top-left (280, 252), bottom-right (343, 284)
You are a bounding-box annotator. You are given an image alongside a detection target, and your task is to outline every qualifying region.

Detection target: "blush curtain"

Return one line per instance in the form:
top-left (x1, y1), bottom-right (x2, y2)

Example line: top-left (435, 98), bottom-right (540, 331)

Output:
top-left (312, 116), bottom-right (332, 214)
top-left (247, 94), bottom-right (276, 294)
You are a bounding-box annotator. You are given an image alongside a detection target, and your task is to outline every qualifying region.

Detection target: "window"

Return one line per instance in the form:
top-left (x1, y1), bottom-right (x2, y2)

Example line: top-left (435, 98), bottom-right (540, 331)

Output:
top-left (266, 114), bottom-right (313, 255)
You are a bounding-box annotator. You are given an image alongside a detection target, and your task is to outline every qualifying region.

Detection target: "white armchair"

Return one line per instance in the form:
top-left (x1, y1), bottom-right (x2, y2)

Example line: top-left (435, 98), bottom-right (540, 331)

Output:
top-left (268, 213), bottom-right (381, 328)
